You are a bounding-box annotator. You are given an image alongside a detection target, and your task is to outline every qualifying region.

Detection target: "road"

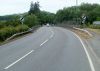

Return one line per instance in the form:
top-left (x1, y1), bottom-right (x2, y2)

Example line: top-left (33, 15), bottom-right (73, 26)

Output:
top-left (0, 26), bottom-right (96, 71)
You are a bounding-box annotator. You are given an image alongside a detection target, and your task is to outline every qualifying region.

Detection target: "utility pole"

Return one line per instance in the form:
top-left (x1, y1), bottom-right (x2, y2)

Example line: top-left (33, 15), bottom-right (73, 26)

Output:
top-left (76, 0), bottom-right (78, 6)
top-left (20, 15), bottom-right (24, 25)
top-left (76, 0), bottom-right (78, 25)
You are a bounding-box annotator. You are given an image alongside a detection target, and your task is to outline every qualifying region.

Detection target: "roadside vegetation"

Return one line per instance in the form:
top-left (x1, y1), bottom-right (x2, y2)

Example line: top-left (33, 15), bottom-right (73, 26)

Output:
top-left (0, 1), bottom-right (55, 42)
top-left (89, 25), bottom-right (100, 29)
top-left (0, 2), bottom-right (100, 42)
top-left (54, 3), bottom-right (100, 38)
top-left (54, 3), bottom-right (100, 34)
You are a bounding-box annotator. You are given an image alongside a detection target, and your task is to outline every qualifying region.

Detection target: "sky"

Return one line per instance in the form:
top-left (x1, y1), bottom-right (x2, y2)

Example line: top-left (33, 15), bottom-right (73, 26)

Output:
top-left (0, 0), bottom-right (100, 16)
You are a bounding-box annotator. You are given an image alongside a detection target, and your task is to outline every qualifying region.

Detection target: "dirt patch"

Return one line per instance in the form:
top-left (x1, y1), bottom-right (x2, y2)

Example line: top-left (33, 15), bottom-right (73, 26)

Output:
top-left (88, 29), bottom-right (100, 34)
top-left (59, 26), bottom-right (92, 39)
top-left (72, 29), bottom-right (91, 39)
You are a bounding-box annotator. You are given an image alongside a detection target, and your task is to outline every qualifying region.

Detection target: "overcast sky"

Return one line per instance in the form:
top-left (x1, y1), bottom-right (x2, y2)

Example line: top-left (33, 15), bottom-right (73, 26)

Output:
top-left (0, 0), bottom-right (100, 16)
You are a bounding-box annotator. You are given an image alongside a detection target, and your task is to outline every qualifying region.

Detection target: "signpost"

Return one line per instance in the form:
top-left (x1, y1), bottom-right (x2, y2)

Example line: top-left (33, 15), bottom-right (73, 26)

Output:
top-left (76, 0), bottom-right (78, 25)
top-left (20, 15), bottom-right (24, 25)
top-left (81, 14), bottom-right (87, 24)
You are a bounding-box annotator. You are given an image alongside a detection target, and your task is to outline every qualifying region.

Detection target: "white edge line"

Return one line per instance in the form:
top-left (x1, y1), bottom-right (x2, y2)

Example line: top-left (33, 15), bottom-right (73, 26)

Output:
top-left (4, 50), bottom-right (34, 70)
top-left (71, 31), bottom-right (95, 71)
top-left (85, 40), bottom-right (100, 62)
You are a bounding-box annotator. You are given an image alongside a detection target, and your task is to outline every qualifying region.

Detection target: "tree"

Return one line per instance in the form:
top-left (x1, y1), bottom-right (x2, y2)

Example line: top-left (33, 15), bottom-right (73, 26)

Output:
top-left (96, 17), bottom-right (100, 21)
top-left (55, 3), bottom-right (100, 24)
top-left (28, 1), bottom-right (40, 15)
top-left (24, 14), bottom-right (39, 27)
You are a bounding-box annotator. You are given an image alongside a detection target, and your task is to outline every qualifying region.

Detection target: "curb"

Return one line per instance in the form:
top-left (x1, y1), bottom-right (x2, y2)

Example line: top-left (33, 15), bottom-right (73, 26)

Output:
top-left (5, 25), bottom-right (41, 42)
top-left (5, 28), bottom-right (32, 42)
top-left (73, 27), bottom-right (93, 37)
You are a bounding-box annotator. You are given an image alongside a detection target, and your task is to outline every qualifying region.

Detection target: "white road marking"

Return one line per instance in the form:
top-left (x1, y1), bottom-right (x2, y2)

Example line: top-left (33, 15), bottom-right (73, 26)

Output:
top-left (4, 50), bottom-right (34, 69)
top-left (40, 29), bottom-right (54, 46)
top-left (40, 39), bottom-right (49, 46)
top-left (71, 31), bottom-right (95, 71)
top-left (85, 40), bottom-right (100, 63)
top-left (50, 30), bottom-right (54, 39)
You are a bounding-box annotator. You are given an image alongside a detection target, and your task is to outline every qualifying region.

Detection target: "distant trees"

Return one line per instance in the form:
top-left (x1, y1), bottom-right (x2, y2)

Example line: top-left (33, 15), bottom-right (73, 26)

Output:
top-left (79, 3), bottom-right (100, 24)
top-left (0, 15), bottom-right (20, 21)
top-left (28, 1), bottom-right (55, 25)
top-left (55, 6), bottom-right (81, 23)
top-left (0, 1), bottom-right (55, 41)
top-left (55, 3), bottom-right (100, 24)
top-left (36, 11), bottom-right (55, 25)
top-left (28, 1), bottom-right (40, 15)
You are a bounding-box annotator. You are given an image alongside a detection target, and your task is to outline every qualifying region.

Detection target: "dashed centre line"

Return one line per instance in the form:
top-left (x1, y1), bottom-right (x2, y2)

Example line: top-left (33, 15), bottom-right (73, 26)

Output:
top-left (40, 29), bottom-right (54, 47)
top-left (4, 50), bottom-right (34, 70)
top-left (4, 28), bottom-right (54, 70)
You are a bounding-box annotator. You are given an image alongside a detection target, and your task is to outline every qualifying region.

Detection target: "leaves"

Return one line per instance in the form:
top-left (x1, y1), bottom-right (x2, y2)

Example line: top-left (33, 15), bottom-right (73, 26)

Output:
top-left (28, 1), bottom-right (40, 15)
top-left (55, 3), bottom-right (100, 24)
top-left (24, 14), bottom-right (39, 27)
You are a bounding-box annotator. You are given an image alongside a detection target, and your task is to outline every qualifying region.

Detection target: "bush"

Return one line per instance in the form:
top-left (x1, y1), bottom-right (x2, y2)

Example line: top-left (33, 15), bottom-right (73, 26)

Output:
top-left (0, 21), bottom-right (7, 28)
top-left (0, 25), bottom-right (29, 41)
top-left (24, 14), bottom-right (39, 27)
top-left (0, 20), bottom-right (20, 29)
top-left (5, 20), bottom-right (20, 27)
top-left (0, 27), bottom-right (16, 41)
top-left (15, 25), bottom-right (29, 32)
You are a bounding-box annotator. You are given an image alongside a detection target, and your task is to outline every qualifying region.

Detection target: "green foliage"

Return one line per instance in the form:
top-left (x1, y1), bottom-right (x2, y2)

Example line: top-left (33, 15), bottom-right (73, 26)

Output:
top-left (55, 3), bottom-right (100, 24)
top-left (96, 17), bottom-right (100, 21)
top-left (5, 20), bottom-right (20, 27)
top-left (0, 21), bottom-right (6, 28)
top-left (55, 6), bottom-right (81, 23)
top-left (0, 1), bottom-right (44, 41)
top-left (0, 1), bottom-right (56, 41)
top-left (0, 14), bottom-right (20, 21)
top-left (36, 11), bottom-right (55, 25)
top-left (24, 14), bottom-right (39, 27)
top-left (0, 27), bottom-right (16, 41)
top-left (0, 20), bottom-right (21, 31)
top-left (89, 25), bottom-right (100, 29)
top-left (15, 25), bottom-right (29, 32)
top-left (28, 1), bottom-right (55, 25)
top-left (0, 25), bottom-right (29, 41)
top-left (0, 15), bottom-right (30, 41)
top-left (28, 1), bottom-right (40, 15)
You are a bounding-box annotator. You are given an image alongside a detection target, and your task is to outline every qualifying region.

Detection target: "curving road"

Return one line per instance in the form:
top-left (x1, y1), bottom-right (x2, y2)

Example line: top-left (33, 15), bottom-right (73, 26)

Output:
top-left (0, 26), bottom-right (96, 71)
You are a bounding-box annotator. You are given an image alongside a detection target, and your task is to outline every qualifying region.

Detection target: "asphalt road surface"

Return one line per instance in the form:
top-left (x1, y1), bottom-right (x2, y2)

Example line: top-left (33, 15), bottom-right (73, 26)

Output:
top-left (0, 26), bottom-right (96, 71)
